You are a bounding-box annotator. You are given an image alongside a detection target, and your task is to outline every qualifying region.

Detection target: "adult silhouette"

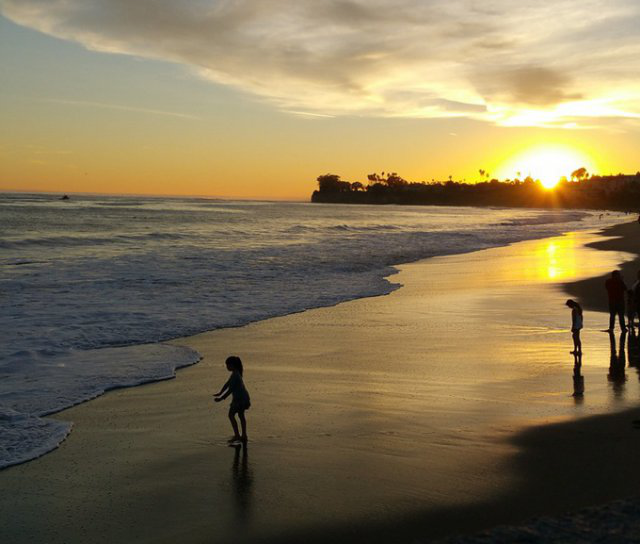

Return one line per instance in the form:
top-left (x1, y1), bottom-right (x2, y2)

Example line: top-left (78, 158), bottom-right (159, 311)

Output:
top-left (605, 270), bottom-right (627, 332)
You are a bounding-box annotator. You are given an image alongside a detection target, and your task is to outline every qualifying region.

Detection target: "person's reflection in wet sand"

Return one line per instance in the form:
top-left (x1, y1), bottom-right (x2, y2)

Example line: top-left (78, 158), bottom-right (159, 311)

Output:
top-left (230, 442), bottom-right (253, 525)
top-left (572, 354), bottom-right (584, 403)
top-left (608, 330), bottom-right (627, 398)
top-left (628, 328), bottom-right (640, 370)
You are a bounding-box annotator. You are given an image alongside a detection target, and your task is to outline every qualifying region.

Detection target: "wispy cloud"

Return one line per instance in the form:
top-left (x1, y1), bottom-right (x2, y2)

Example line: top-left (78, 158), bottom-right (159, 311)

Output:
top-left (3, 0), bottom-right (640, 127)
top-left (40, 98), bottom-right (200, 120)
top-left (284, 110), bottom-right (335, 119)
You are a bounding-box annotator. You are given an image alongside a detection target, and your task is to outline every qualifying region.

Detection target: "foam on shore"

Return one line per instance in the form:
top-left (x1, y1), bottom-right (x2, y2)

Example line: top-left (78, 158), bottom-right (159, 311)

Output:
top-left (0, 344), bottom-right (200, 468)
top-left (3, 223), bottom-right (640, 543)
top-left (0, 193), bottom-right (628, 469)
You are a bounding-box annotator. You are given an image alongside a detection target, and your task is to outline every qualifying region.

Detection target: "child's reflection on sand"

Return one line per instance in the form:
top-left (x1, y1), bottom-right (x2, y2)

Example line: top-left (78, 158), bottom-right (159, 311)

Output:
top-left (230, 442), bottom-right (253, 524)
top-left (572, 355), bottom-right (584, 403)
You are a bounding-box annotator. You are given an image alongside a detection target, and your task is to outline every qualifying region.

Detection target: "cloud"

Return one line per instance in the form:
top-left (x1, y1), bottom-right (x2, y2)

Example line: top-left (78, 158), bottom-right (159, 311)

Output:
top-left (473, 66), bottom-right (582, 107)
top-left (2, 0), bottom-right (640, 127)
top-left (41, 98), bottom-right (200, 120)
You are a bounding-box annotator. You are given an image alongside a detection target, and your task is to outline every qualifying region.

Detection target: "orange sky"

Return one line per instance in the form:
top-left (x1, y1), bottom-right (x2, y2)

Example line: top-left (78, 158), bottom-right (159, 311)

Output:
top-left (1, 2), bottom-right (639, 199)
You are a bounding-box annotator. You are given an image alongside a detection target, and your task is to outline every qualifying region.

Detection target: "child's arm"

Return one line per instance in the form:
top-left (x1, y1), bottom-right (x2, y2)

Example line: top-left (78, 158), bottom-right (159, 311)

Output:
top-left (214, 374), bottom-right (239, 402)
top-left (214, 388), bottom-right (232, 402)
top-left (213, 379), bottom-right (231, 398)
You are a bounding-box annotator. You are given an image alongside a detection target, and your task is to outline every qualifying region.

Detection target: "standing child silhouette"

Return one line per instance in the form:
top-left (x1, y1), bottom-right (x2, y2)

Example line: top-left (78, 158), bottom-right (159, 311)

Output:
top-left (566, 299), bottom-right (583, 356)
top-left (214, 356), bottom-right (251, 444)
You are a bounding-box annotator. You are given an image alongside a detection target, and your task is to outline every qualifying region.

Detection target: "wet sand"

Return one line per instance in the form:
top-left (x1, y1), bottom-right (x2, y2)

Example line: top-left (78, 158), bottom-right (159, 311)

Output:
top-left (3, 223), bottom-right (640, 543)
top-left (565, 219), bottom-right (640, 313)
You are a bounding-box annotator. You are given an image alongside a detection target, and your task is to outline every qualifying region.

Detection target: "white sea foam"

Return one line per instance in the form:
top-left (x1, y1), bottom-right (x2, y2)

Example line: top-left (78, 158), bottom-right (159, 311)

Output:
top-left (0, 344), bottom-right (200, 469)
top-left (0, 194), bottom-right (627, 468)
top-left (0, 408), bottom-right (71, 470)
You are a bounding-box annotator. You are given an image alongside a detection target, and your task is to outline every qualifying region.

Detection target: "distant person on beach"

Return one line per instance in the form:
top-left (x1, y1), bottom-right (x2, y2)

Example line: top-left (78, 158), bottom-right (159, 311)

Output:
top-left (566, 299), bottom-right (583, 356)
top-left (214, 355), bottom-right (251, 444)
top-left (605, 270), bottom-right (627, 332)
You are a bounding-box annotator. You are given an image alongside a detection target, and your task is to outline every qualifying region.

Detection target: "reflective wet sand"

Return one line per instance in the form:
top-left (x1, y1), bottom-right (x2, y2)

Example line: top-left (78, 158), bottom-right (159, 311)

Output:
top-left (3, 226), bottom-right (640, 543)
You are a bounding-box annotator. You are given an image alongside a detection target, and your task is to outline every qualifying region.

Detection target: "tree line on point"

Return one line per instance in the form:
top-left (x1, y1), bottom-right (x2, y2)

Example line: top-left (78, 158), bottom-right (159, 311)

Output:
top-left (311, 170), bottom-right (640, 210)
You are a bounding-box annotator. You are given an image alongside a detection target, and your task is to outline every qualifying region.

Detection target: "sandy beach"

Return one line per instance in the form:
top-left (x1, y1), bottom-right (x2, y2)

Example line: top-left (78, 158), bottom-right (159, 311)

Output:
top-left (565, 220), bottom-right (640, 313)
top-left (3, 221), bottom-right (640, 543)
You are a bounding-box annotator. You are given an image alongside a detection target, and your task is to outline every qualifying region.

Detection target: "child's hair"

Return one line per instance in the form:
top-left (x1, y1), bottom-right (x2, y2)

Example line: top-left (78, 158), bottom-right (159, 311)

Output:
top-left (566, 299), bottom-right (582, 314)
top-left (226, 355), bottom-right (243, 376)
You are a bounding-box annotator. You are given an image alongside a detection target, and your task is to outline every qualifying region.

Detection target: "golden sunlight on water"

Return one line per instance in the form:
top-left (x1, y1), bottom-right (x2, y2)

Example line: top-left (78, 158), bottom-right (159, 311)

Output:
top-left (484, 233), bottom-right (580, 284)
top-left (527, 231), bottom-right (636, 283)
top-left (538, 237), bottom-right (577, 281)
top-left (4, 224), bottom-right (640, 544)
top-left (489, 230), bottom-right (634, 286)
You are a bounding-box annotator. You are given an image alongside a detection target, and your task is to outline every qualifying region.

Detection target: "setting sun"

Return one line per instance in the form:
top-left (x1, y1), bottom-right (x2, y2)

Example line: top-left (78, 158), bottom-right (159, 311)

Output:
top-left (4, 3), bottom-right (640, 543)
top-left (496, 146), bottom-right (596, 189)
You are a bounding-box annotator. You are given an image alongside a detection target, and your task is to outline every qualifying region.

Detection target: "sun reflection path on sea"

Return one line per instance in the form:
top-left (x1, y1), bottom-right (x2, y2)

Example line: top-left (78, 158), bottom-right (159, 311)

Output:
top-left (504, 230), bottom-right (635, 286)
top-left (450, 229), bottom-right (632, 295)
top-left (544, 240), bottom-right (564, 280)
top-left (525, 233), bottom-right (579, 283)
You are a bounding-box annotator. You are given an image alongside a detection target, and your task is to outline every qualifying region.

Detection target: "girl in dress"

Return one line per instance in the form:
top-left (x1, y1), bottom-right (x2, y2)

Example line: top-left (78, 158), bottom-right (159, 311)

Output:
top-left (214, 356), bottom-right (251, 443)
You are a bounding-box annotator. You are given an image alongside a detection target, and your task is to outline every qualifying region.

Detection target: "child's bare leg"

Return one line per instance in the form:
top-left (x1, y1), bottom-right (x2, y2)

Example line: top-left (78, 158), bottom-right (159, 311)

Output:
top-left (238, 411), bottom-right (248, 441)
top-left (573, 331), bottom-right (582, 353)
top-left (228, 412), bottom-right (240, 439)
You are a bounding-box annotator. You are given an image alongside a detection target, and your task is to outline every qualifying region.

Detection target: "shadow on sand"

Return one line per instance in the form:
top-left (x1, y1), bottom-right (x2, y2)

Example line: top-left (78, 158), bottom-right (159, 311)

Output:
top-left (256, 408), bottom-right (640, 543)
top-left (254, 350), bottom-right (640, 544)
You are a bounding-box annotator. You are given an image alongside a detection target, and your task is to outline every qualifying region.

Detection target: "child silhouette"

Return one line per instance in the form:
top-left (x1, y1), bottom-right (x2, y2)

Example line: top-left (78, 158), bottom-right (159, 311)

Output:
top-left (214, 356), bottom-right (251, 444)
top-left (566, 299), bottom-right (583, 356)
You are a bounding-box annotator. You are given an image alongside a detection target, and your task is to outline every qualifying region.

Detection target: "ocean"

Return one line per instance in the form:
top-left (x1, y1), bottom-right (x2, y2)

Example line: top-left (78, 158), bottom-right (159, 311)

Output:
top-left (0, 192), bottom-right (625, 468)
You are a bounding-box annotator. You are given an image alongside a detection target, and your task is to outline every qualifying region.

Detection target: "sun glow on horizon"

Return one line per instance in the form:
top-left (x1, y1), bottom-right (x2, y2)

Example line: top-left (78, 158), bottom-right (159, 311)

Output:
top-left (496, 146), bottom-right (596, 189)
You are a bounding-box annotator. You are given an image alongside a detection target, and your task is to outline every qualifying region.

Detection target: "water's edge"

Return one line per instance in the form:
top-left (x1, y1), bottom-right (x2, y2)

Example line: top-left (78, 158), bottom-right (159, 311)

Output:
top-left (1, 208), bottom-right (628, 470)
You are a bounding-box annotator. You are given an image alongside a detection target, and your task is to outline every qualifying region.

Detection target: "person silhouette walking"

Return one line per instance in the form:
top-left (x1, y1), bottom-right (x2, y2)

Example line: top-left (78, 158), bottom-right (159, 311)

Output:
top-left (606, 270), bottom-right (627, 332)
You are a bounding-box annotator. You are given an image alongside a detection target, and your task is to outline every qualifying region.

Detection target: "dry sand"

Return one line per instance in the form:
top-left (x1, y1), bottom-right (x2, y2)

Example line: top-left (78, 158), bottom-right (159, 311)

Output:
top-left (3, 222), bottom-right (640, 543)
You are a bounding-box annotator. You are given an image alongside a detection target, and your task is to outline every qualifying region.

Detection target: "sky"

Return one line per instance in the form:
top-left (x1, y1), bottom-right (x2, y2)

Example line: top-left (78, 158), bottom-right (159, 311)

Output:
top-left (1, 0), bottom-right (639, 199)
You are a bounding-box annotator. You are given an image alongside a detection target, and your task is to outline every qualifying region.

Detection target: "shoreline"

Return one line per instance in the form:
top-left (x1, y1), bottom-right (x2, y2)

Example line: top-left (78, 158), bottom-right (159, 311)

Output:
top-left (445, 219), bottom-right (640, 543)
top-left (2, 208), bottom-right (617, 471)
top-left (442, 406), bottom-right (640, 543)
top-left (3, 220), bottom-right (640, 543)
top-left (564, 220), bottom-right (640, 313)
